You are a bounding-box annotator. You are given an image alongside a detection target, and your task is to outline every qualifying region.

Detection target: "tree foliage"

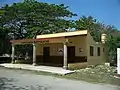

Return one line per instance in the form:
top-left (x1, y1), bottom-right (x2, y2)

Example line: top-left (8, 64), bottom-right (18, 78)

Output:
top-left (0, 0), bottom-right (120, 65)
top-left (75, 16), bottom-right (103, 42)
top-left (75, 16), bottom-right (120, 64)
top-left (0, 0), bottom-right (76, 39)
top-left (0, 0), bottom-right (76, 54)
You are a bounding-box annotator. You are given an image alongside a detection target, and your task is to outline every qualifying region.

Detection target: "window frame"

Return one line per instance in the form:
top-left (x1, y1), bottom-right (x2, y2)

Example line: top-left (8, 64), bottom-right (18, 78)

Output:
top-left (103, 48), bottom-right (105, 52)
top-left (90, 46), bottom-right (94, 56)
top-left (97, 47), bottom-right (101, 56)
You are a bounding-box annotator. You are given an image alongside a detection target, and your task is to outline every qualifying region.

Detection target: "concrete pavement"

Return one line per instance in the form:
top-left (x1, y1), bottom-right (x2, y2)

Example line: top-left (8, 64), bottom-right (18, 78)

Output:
top-left (0, 67), bottom-right (120, 90)
top-left (0, 63), bottom-right (74, 75)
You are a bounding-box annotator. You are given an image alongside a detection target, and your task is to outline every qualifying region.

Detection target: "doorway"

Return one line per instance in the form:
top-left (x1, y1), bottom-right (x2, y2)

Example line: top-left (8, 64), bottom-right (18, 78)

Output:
top-left (43, 47), bottom-right (50, 63)
top-left (67, 46), bottom-right (75, 63)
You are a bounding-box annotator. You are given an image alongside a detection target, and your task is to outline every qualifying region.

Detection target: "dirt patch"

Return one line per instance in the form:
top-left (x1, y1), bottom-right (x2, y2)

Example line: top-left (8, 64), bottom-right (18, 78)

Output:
top-left (62, 65), bottom-right (120, 86)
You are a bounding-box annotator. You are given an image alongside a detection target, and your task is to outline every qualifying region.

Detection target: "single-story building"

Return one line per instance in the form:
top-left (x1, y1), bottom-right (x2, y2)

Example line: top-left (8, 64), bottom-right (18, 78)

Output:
top-left (10, 30), bottom-right (108, 69)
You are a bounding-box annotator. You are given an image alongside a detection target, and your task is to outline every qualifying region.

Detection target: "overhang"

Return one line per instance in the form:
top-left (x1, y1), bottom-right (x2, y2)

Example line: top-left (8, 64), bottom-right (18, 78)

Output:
top-left (10, 30), bottom-right (88, 45)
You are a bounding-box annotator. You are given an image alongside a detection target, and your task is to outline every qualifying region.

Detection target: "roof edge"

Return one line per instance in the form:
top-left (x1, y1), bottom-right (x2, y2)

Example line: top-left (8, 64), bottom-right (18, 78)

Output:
top-left (36, 30), bottom-right (88, 39)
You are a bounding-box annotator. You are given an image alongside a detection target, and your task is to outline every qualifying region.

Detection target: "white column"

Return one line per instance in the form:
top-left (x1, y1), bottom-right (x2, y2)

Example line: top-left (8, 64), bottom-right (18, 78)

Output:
top-left (63, 42), bottom-right (68, 69)
top-left (117, 48), bottom-right (120, 75)
top-left (33, 43), bottom-right (36, 66)
top-left (11, 44), bottom-right (15, 64)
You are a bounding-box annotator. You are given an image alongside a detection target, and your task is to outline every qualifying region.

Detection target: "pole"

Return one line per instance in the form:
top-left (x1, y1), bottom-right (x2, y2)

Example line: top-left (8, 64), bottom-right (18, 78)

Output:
top-left (117, 48), bottom-right (120, 76)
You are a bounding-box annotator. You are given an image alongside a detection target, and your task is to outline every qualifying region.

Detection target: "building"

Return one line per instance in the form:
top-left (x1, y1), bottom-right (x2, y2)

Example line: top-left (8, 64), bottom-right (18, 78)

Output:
top-left (10, 30), bottom-right (108, 69)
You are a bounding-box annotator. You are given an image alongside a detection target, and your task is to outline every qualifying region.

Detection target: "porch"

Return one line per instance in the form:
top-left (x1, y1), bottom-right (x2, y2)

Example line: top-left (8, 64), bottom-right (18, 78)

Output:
top-left (10, 37), bottom-right (71, 69)
top-left (10, 31), bottom-right (88, 69)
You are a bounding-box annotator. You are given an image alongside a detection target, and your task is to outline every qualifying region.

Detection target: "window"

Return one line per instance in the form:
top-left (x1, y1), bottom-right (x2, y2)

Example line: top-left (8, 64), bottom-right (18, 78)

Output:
top-left (103, 48), bottom-right (105, 52)
top-left (97, 47), bottom-right (100, 56)
top-left (90, 46), bottom-right (94, 56)
top-left (79, 48), bottom-right (82, 52)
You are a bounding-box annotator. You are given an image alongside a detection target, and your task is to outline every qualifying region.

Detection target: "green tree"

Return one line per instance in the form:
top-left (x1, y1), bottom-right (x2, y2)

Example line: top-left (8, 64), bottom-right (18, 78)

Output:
top-left (0, 0), bottom-right (76, 39)
top-left (75, 16), bottom-right (120, 64)
top-left (75, 16), bottom-right (101, 41)
top-left (0, 0), bottom-right (76, 54)
top-left (0, 7), bottom-right (11, 55)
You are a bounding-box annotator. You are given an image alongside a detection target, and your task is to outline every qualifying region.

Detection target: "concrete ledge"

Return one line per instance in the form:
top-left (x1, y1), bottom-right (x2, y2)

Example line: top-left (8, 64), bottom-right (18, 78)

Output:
top-left (117, 74), bottom-right (120, 77)
top-left (114, 74), bottom-right (120, 79)
top-left (0, 63), bottom-right (74, 75)
top-left (68, 62), bottom-right (88, 69)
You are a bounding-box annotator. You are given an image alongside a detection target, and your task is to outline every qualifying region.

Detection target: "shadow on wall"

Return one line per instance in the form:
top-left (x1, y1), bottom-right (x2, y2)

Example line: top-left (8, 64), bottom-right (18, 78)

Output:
top-left (109, 53), bottom-right (117, 67)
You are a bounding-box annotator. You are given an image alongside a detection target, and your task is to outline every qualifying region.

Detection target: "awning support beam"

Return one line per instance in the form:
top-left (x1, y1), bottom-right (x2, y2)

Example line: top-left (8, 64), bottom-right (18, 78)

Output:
top-left (11, 44), bottom-right (15, 64)
top-left (32, 43), bottom-right (36, 66)
top-left (63, 42), bottom-right (68, 69)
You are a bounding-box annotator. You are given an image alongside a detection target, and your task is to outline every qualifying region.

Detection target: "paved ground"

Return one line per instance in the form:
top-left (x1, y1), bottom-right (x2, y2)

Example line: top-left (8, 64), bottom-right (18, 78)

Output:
top-left (0, 63), bottom-right (74, 75)
top-left (0, 67), bottom-right (120, 90)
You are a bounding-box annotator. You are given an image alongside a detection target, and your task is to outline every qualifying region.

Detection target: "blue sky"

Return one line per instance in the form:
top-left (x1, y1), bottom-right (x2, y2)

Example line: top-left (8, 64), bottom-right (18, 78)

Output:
top-left (0, 0), bottom-right (120, 29)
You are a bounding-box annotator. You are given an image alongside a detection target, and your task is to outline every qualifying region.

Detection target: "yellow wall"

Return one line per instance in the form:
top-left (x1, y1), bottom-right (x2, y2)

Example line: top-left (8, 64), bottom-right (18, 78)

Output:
top-left (36, 43), bottom-right (63, 56)
top-left (67, 35), bottom-right (87, 56)
top-left (86, 33), bottom-right (107, 65)
top-left (36, 33), bottom-right (108, 66)
top-left (36, 35), bottom-right (87, 57)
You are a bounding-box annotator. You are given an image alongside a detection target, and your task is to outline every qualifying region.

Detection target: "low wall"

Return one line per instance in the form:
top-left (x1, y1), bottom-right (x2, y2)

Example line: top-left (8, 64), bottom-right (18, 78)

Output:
top-left (36, 55), bottom-right (63, 65)
top-left (36, 55), bottom-right (87, 63)
top-left (0, 57), bottom-right (11, 63)
top-left (68, 62), bottom-right (88, 69)
top-left (15, 60), bottom-right (32, 64)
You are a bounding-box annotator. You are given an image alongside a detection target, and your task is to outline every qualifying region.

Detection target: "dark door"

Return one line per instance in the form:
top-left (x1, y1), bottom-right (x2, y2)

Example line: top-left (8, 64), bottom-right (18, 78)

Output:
top-left (67, 46), bottom-right (75, 63)
top-left (43, 47), bottom-right (50, 63)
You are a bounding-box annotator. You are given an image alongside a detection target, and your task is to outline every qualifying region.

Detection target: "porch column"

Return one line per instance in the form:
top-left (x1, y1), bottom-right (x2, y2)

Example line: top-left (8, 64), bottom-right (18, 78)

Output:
top-left (63, 42), bottom-right (68, 69)
top-left (33, 43), bottom-right (36, 66)
top-left (11, 44), bottom-right (15, 64)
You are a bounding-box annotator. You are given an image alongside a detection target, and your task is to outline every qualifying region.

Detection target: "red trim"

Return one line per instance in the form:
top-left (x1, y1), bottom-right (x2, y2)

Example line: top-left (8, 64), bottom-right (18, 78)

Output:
top-left (10, 34), bottom-right (87, 44)
top-left (10, 39), bottom-right (35, 43)
top-left (10, 36), bottom-right (65, 44)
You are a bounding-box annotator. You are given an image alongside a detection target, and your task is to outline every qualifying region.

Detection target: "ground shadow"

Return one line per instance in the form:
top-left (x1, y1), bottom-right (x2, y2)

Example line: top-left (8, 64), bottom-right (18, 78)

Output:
top-left (0, 77), bottom-right (48, 90)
